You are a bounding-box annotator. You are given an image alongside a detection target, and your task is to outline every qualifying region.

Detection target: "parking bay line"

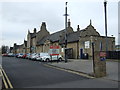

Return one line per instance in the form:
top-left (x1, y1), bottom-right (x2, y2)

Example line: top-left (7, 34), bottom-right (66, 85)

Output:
top-left (43, 64), bottom-right (95, 79)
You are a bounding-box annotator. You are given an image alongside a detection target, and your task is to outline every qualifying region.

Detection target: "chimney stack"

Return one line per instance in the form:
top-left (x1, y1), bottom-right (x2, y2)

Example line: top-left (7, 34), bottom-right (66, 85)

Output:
top-left (90, 19), bottom-right (92, 25)
top-left (34, 28), bottom-right (37, 33)
top-left (68, 19), bottom-right (71, 27)
top-left (77, 25), bottom-right (80, 31)
top-left (41, 22), bottom-right (46, 30)
top-left (14, 43), bottom-right (17, 46)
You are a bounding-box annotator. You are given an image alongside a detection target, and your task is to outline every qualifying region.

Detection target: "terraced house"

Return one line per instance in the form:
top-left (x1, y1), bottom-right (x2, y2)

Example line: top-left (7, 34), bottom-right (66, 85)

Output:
top-left (13, 19), bottom-right (115, 59)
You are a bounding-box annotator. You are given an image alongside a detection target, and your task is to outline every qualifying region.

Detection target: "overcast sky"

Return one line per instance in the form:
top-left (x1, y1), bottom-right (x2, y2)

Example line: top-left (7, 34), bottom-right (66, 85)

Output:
top-left (0, 0), bottom-right (119, 47)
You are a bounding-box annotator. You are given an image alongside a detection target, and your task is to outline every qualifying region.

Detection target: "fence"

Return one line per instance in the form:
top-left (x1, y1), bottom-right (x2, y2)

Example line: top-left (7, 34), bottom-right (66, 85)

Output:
top-left (106, 51), bottom-right (120, 60)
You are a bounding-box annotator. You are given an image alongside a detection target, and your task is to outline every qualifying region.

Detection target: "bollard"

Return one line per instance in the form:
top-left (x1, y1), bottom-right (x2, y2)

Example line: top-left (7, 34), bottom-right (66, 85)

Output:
top-left (94, 51), bottom-right (106, 78)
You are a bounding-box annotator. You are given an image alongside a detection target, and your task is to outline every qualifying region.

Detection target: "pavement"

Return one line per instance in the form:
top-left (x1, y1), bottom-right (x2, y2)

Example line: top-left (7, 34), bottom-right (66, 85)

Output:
top-left (47, 59), bottom-right (119, 82)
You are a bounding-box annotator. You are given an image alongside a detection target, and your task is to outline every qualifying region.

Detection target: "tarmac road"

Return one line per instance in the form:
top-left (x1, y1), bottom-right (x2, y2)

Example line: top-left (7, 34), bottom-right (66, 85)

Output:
top-left (2, 57), bottom-right (88, 88)
top-left (2, 56), bottom-right (118, 88)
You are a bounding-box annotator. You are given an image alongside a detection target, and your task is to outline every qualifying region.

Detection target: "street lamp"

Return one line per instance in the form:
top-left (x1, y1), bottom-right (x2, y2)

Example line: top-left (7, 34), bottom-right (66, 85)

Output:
top-left (64, 2), bottom-right (69, 63)
top-left (119, 33), bottom-right (120, 45)
top-left (104, 0), bottom-right (108, 52)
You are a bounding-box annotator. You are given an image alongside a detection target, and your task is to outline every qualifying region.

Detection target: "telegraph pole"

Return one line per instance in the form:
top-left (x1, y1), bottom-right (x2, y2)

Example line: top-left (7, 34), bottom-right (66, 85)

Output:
top-left (64, 2), bottom-right (68, 63)
top-left (104, 0), bottom-right (108, 52)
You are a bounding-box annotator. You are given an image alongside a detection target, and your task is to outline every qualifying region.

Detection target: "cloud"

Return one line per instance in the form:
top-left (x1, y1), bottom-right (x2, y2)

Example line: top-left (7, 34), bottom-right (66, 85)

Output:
top-left (118, 1), bottom-right (120, 45)
top-left (0, 1), bottom-right (118, 47)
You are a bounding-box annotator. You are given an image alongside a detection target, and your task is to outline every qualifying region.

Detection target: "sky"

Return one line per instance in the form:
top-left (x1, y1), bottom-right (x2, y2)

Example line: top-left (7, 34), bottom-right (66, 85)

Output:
top-left (0, 0), bottom-right (119, 47)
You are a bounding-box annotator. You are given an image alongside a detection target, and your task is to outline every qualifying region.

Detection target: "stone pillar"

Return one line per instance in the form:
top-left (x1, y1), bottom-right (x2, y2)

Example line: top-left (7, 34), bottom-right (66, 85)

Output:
top-left (94, 51), bottom-right (106, 78)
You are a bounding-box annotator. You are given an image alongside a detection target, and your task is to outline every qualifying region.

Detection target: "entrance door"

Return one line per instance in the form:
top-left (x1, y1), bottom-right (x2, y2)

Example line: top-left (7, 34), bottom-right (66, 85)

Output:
top-left (65, 48), bottom-right (73, 59)
top-left (80, 48), bottom-right (83, 59)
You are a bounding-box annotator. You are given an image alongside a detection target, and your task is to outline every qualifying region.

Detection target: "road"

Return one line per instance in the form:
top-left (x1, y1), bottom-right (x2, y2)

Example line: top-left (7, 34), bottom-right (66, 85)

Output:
top-left (2, 57), bottom-right (118, 88)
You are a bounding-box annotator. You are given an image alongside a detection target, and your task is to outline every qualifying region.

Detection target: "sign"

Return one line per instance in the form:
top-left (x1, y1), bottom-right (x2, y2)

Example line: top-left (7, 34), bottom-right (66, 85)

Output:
top-left (49, 46), bottom-right (59, 56)
top-left (85, 41), bottom-right (90, 49)
top-left (100, 52), bottom-right (106, 61)
top-left (50, 46), bottom-right (59, 49)
top-left (61, 48), bottom-right (64, 52)
top-left (100, 52), bottom-right (106, 57)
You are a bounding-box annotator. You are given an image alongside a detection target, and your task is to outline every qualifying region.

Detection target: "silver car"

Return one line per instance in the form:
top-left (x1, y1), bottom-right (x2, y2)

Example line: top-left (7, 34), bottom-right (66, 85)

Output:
top-left (41, 54), bottom-right (63, 62)
top-left (36, 53), bottom-right (49, 61)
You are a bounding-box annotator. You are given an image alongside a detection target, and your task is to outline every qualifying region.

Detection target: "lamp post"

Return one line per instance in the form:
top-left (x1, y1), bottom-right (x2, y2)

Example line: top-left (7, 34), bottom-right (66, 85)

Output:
top-left (118, 33), bottom-right (120, 45)
top-left (64, 2), bottom-right (69, 63)
top-left (104, 0), bottom-right (108, 52)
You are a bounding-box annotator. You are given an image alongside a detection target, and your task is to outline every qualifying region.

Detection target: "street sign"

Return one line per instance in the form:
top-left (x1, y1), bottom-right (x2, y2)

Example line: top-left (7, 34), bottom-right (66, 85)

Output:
top-left (49, 46), bottom-right (59, 56)
top-left (50, 46), bottom-right (59, 49)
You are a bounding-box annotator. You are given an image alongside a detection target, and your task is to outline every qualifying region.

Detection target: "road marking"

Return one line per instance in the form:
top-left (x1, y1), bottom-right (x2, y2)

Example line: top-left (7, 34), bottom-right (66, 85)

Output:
top-left (44, 64), bottom-right (95, 79)
top-left (1, 68), bottom-right (13, 89)
top-left (0, 69), bottom-right (2, 77)
top-left (0, 69), bottom-right (8, 89)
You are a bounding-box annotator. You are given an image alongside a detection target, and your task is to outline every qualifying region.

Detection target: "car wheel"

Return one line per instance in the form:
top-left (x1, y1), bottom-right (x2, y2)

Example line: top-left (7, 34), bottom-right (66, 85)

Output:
top-left (46, 58), bottom-right (50, 62)
top-left (58, 58), bottom-right (62, 61)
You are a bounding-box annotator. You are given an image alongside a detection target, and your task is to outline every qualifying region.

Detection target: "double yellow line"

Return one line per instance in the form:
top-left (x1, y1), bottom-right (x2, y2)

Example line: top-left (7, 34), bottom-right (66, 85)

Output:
top-left (44, 64), bottom-right (95, 79)
top-left (0, 67), bottom-right (13, 89)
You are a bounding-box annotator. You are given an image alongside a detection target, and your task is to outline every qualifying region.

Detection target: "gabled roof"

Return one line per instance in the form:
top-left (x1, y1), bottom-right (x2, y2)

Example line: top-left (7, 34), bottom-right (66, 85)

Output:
top-left (37, 30), bottom-right (65, 45)
top-left (59, 30), bottom-right (86, 44)
top-left (49, 30), bottom-right (65, 42)
top-left (30, 33), bottom-right (36, 38)
top-left (67, 31), bottom-right (81, 43)
top-left (37, 23), bottom-right (100, 45)
top-left (15, 45), bottom-right (21, 49)
top-left (24, 41), bottom-right (27, 47)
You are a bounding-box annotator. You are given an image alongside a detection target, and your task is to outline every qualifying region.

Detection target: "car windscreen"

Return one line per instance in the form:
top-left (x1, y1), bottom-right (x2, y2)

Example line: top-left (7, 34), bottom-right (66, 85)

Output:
top-left (40, 53), bottom-right (49, 56)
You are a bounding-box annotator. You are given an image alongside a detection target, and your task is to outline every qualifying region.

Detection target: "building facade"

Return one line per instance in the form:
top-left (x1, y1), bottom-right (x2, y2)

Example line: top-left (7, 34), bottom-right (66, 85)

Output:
top-left (13, 20), bottom-right (115, 59)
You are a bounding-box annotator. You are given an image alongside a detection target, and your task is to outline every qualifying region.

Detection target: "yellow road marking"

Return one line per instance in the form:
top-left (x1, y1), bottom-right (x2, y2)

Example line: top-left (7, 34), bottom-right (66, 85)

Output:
top-left (0, 69), bottom-right (8, 89)
top-left (44, 64), bottom-right (95, 79)
top-left (0, 69), bottom-right (2, 77)
top-left (1, 68), bottom-right (13, 88)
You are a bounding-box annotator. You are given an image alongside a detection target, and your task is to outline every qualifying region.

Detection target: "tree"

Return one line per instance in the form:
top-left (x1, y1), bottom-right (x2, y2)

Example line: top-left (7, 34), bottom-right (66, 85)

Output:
top-left (1, 45), bottom-right (9, 54)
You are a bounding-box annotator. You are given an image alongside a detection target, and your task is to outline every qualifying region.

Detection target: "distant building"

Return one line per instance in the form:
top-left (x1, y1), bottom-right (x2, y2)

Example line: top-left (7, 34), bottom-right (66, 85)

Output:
top-left (13, 20), bottom-right (115, 59)
top-left (115, 45), bottom-right (120, 51)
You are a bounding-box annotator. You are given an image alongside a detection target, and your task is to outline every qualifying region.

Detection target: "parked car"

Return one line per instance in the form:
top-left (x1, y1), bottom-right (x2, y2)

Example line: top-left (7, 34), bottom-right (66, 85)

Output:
top-left (29, 53), bottom-right (37, 60)
top-left (22, 54), bottom-right (27, 59)
top-left (8, 53), bottom-right (14, 57)
top-left (26, 53), bottom-right (31, 59)
top-left (40, 54), bottom-right (63, 62)
top-left (36, 53), bottom-right (49, 61)
top-left (15, 53), bottom-right (19, 57)
top-left (30, 53), bottom-right (38, 60)
top-left (17, 53), bottom-right (24, 58)
top-left (2, 53), bottom-right (8, 57)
